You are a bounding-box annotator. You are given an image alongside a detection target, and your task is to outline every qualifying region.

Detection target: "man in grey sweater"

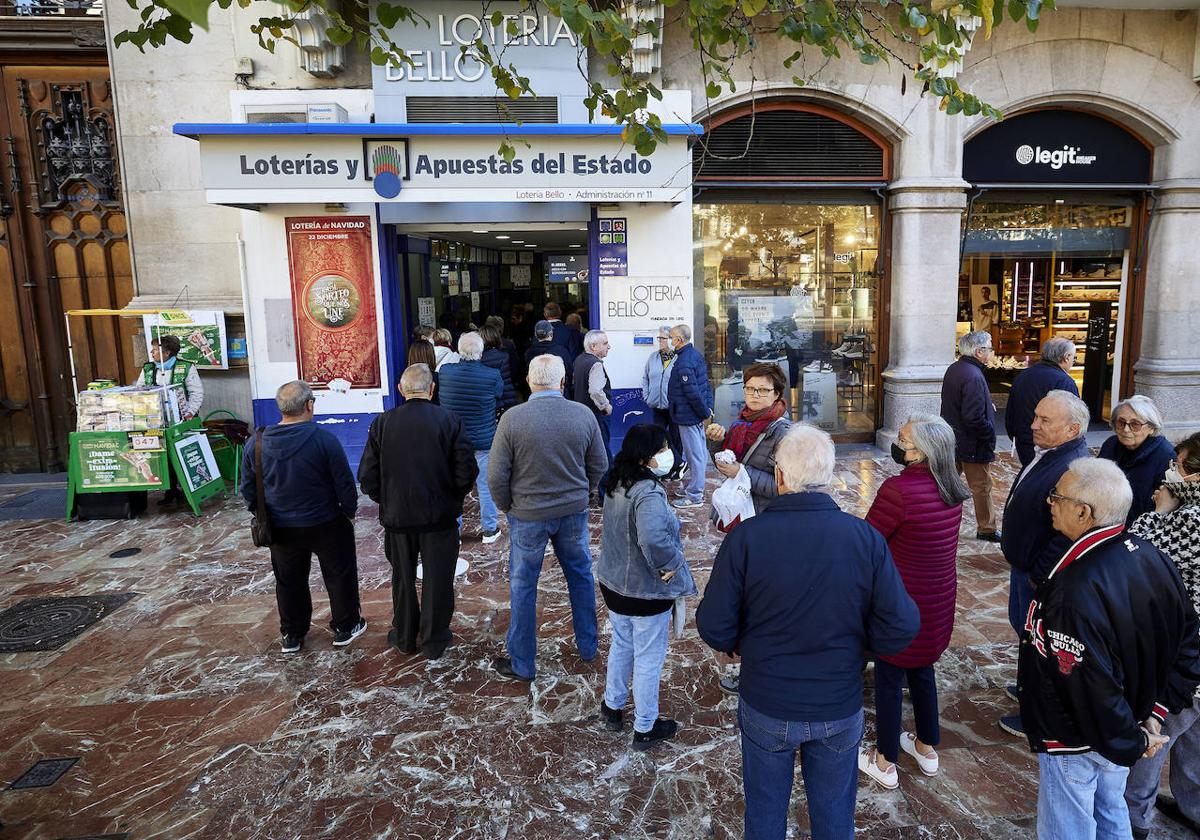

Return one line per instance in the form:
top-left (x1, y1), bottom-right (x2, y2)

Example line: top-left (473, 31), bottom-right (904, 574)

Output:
top-left (489, 353), bottom-right (608, 681)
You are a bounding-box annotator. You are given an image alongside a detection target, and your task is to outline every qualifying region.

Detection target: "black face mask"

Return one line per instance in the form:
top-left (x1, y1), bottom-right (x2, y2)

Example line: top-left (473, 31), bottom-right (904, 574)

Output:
top-left (890, 442), bottom-right (909, 465)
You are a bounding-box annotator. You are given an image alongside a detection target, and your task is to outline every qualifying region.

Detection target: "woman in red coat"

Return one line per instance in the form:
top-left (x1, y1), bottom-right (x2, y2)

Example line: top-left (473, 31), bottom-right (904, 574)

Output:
top-left (859, 414), bottom-right (969, 790)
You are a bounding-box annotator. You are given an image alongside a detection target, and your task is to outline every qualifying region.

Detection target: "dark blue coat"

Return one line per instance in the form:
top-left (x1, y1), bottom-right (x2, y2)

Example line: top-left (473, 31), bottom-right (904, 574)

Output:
top-left (241, 421), bottom-right (358, 529)
top-left (524, 339), bottom-right (574, 393)
top-left (438, 360), bottom-right (503, 451)
top-left (1006, 361), bottom-right (1079, 466)
top-left (1099, 433), bottom-right (1175, 526)
top-left (667, 343), bottom-right (713, 427)
top-left (550, 321), bottom-right (583, 363)
top-left (482, 347), bottom-right (519, 410)
top-left (696, 492), bottom-right (919, 722)
top-left (1001, 436), bottom-right (1090, 581)
top-left (940, 356), bottom-right (996, 463)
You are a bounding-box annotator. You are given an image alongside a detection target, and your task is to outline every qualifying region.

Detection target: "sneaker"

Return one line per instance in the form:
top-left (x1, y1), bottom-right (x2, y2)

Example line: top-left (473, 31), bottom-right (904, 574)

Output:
top-left (858, 748), bottom-right (899, 790)
top-left (802, 360), bottom-right (822, 373)
top-left (719, 674), bottom-right (740, 694)
top-left (672, 498), bottom-right (703, 509)
top-left (632, 718), bottom-right (678, 751)
top-left (900, 732), bottom-right (938, 776)
top-left (600, 700), bottom-right (623, 731)
top-left (998, 715), bottom-right (1025, 737)
top-left (482, 528), bottom-right (502, 545)
top-left (281, 634), bottom-right (303, 654)
top-left (1005, 684), bottom-right (1020, 703)
top-left (492, 656), bottom-right (533, 682)
top-left (672, 488), bottom-right (689, 499)
top-left (976, 530), bottom-right (1002, 543)
top-left (332, 619), bottom-right (367, 647)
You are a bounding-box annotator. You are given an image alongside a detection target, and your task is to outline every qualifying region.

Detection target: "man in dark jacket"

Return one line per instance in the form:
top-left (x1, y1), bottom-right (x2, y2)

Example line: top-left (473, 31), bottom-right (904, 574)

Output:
top-left (241, 380), bottom-right (365, 654)
top-left (358, 363), bottom-right (478, 659)
top-left (697, 424), bottom-right (919, 840)
top-left (667, 323), bottom-right (713, 508)
top-left (940, 330), bottom-right (999, 541)
top-left (998, 390), bottom-right (1091, 737)
top-left (524, 320), bottom-right (573, 394)
top-left (543, 301), bottom-right (582, 362)
top-left (1006, 337), bottom-right (1078, 467)
top-left (438, 331), bottom-right (504, 544)
top-left (1019, 458), bottom-right (1200, 840)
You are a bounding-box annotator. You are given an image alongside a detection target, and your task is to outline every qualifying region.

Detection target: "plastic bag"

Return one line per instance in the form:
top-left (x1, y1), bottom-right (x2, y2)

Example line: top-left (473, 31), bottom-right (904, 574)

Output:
top-left (711, 464), bottom-right (756, 532)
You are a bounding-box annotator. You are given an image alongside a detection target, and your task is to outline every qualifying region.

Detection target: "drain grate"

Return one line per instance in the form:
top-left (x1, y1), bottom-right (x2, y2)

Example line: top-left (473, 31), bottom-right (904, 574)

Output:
top-left (8, 757), bottom-right (79, 790)
top-left (0, 594), bottom-right (138, 652)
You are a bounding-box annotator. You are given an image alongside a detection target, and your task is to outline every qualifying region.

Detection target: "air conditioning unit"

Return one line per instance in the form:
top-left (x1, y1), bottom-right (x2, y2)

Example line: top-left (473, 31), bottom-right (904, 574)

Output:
top-left (243, 103), bottom-right (349, 124)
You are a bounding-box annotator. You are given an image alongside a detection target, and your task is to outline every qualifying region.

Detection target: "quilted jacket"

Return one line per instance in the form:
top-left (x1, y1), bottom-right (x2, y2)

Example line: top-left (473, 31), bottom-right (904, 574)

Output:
top-left (438, 360), bottom-right (503, 451)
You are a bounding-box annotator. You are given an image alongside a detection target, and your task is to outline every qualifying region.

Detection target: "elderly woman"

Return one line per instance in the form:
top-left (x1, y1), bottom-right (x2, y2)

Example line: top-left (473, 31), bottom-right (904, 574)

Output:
top-left (1098, 395), bottom-right (1175, 525)
top-left (432, 328), bottom-right (459, 371)
top-left (858, 415), bottom-right (970, 790)
top-left (598, 423), bottom-right (697, 751)
top-left (1124, 431), bottom-right (1200, 838)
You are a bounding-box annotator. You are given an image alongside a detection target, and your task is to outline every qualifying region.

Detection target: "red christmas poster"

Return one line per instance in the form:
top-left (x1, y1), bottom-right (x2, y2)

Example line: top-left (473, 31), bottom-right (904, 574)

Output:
top-left (285, 216), bottom-right (381, 389)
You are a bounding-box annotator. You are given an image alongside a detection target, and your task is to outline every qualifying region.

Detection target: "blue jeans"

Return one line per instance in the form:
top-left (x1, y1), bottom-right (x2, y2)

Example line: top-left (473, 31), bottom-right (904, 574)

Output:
top-left (505, 511), bottom-right (597, 678)
top-left (604, 609), bottom-right (670, 732)
top-left (1038, 751), bottom-right (1132, 840)
top-left (738, 698), bottom-right (863, 840)
top-left (873, 660), bottom-right (939, 763)
top-left (1125, 701), bottom-right (1200, 831)
top-left (475, 450), bottom-right (498, 533)
top-left (677, 422), bottom-right (707, 502)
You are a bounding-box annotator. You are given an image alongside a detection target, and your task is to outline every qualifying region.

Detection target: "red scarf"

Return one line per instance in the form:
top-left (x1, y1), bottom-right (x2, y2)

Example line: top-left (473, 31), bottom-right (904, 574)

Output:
top-left (725, 399), bottom-right (786, 461)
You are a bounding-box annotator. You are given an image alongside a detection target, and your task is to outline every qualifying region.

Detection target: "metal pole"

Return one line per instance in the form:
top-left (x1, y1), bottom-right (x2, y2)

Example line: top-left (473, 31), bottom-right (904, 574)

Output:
top-left (64, 311), bottom-right (79, 398)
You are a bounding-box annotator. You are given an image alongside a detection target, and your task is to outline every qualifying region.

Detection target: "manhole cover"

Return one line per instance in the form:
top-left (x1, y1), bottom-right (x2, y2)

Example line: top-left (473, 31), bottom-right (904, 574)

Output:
top-left (108, 547), bottom-right (141, 559)
top-left (8, 757), bottom-right (78, 790)
top-left (0, 594), bottom-right (138, 652)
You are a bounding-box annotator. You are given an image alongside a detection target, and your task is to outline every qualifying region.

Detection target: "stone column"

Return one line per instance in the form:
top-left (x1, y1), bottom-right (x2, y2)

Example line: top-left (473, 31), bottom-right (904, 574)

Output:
top-left (1133, 182), bottom-right (1200, 440)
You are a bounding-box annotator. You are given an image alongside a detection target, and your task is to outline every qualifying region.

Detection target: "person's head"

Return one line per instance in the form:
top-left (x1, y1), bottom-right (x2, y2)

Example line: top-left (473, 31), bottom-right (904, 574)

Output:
top-left (151, 334), bottom-right (181, 363)
top-left (534, 319), bottom-right (554, 342)
top-left (958, 330), bottom-right (993, 365)
top-left (981, 286), bottom-right (992, 300)
top-left (669, 323), bottom-right (692, 352)
top-left (510, 304), bottom-right (525, 322)
top-left (656, 326), bottom-right (672, 355)
top-left (900, 413), bottom-right (972, 507)
top-left (413, 325), bottom-right (435, 344)
top-left (583, 329), bottom-right (610, 359)
top-left (543, 301), bottom-right (562, 320)
top-left (1048, 458), bottom-right (1132, 541)
top-left (773, 424), bottom-right (835, 494)
top-left (406, 340), bottom-right (437, 372)
top-left (606, 422), bottom-right (671, 497)
top-left (276, 380), bottom-right (315, 422)
top-left (399, 363), bottom-right (434, 400)
top-left (485, 315), bottom-right (506, 336)
top-left (1042, 337), bottom-right (1076, 373)
top-left (458, 331), bottom-right (484, 361)
top-left (433, 328), bottom-right (453, 349)
top-left (742, 362), bottom-right (786, 413)
top-left (1032, 391), bottom-right (1090, 450)
top-left (527, 354), bottom-right (566, 393)
top-left (1111, 395), bottom-right (1163, 451)
top-left (566, 313), bottom-right (583, 332)
top-left (1172, 433), bottom-right (1200, 481)
top-left (478, 324), bottom-right (503, 351)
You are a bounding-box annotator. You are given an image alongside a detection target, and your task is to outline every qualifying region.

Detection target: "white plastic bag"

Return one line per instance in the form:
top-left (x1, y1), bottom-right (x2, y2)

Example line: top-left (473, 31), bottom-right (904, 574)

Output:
top-left (711, 464), bottom-right (755, 532)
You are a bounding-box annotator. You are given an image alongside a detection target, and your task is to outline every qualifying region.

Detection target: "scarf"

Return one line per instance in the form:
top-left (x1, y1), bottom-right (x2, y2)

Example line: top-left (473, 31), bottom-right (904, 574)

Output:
top-left (157, 356), bottom-right (177, 371)
top-left (725, 399), bottom-right (786, 461)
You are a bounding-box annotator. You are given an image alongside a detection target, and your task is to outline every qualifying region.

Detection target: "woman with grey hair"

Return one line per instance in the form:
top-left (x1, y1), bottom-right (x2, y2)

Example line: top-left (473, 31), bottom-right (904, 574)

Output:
top-left (1099, 395), bottom-right (1175, 526)
top-left (859, 414), bottom-right (970, 790)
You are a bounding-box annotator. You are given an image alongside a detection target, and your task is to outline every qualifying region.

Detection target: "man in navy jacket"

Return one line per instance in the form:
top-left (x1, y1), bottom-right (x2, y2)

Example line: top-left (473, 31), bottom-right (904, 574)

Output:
top-left (997, 390), bottom-right (1090, 737)
top-left (940, 330), bottom-right (1000, 541)
top-left (543, 301), bottom-right (582, 363)
top-left (697, 424), bottom-right (919, 840)
top-left (666, 323), bottom-right (713, 508)
top-left (1006, 337), bottom-right (1078, 467)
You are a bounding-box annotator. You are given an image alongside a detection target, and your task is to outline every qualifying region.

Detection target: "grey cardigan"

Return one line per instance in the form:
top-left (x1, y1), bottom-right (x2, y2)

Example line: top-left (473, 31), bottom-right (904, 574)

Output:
top-left (597, 478), bottom-right (697, 601)
top-left (709, 416), bottom-right (792, 513)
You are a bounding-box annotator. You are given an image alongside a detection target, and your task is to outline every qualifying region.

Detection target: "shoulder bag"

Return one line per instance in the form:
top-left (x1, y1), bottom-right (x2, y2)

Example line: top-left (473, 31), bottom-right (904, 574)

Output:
top-left (250, 427), bottom-right (273, 547)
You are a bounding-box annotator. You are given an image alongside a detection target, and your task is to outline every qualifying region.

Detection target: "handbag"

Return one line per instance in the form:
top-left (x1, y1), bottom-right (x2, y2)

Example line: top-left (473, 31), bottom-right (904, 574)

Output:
top-left (249, 427), bottom-right (273, 547)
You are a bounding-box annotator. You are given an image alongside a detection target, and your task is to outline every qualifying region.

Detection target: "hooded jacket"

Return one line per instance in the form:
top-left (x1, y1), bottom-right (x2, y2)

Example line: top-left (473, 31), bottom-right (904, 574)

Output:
top-left (241, 421), bottom-right (358, 529)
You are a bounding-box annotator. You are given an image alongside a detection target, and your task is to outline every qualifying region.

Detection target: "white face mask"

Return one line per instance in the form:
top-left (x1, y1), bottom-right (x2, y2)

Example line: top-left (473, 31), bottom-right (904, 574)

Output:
top-left (650, 449), bottom-right (674, 477)
top-left (1165, 465), bottom-right (1188, 484)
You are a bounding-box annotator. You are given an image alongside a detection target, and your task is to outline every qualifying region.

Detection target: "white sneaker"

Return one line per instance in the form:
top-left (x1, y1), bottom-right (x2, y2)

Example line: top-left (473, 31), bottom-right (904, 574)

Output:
top-left (900, 732), bottom-right (939, 776)
top-left (482, 528), bottom-right (502, 545)
top-left (858, 748), bottom-right (899, 790)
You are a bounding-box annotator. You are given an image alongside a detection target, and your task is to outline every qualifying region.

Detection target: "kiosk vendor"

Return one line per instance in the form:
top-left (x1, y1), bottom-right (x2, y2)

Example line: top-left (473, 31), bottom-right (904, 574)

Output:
top-left (139, 333), bottom-right (205, 505)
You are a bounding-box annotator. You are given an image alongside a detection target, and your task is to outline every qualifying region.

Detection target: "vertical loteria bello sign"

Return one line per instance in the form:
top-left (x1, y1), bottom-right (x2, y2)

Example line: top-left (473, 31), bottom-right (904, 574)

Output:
top-left (285, 216), bottom-right (381, 390)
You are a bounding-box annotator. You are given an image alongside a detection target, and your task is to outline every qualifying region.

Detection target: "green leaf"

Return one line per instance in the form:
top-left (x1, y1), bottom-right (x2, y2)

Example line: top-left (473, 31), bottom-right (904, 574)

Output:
top-left (163, 13), bottom-right (194, 42)
top-left (375, 2), bottom-right (402, 29)
top-left (326, 24), bottom-right (352, 46)
top-left (705, 80), bottom-right (721, 99)
top-left (498, 141), bottom-right (516, 163)
top-left (930, 76), bottom-right (950, 96)
top-left (945, 96), bottom-right (963, 115)
top-left (370, 46), bottom-right (389, 65)
top-left (741, 0), bottom-right (768, 15)
top-left (161, 0), bottom-right (213, 29)
top-left (906, 6), bottom-right (927, 29)
top-left (490, 10), bottom-right (503, 26)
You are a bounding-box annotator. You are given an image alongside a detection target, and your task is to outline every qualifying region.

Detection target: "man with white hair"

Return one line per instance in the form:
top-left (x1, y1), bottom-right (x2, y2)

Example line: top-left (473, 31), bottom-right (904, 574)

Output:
top-left (940, 330), bottom-right (1000, 542)
top-left (997, 390), bottom-right (1091, 737)
top-left (1006, 337), bottom-right (1079, 467)
top-left (488, 354), bottom-right (608, 682)
top-left (696, 424), bottom-right (919, 840)
top-left (574, 329), bottom-right (613, 497)
top-left (1020, 457), bottom-right (1200, 840)
top-left (667, 323), bottom-right (713, 508)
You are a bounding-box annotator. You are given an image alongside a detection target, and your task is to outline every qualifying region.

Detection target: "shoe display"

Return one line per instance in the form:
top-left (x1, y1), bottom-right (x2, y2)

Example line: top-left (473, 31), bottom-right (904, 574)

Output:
top-left (281, 634), bottom-right (303, 654)
top-left (858, 748), bottom-right (899, 790)
top-left (632, 718), bottom-right (678, 751)
top-left (332, 618), bottom-right (367, 647)
top-left (600, 700), bottom-right (623, 731)
top-left (803, 360), bottom-right (822, 373)
top-left (900, 732), bottom-right (939, 776)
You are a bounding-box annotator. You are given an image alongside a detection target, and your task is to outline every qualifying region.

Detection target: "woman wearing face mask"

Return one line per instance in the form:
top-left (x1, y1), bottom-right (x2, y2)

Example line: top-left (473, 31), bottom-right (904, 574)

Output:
top-left (1124, 432), bottom-right (1200, 838)
top-left (1098, 395), bottom-right (1176, 527)
top-left (596, 423), bottom-right (697, 752)
top-left (858, 414), bottom-right (970, 791)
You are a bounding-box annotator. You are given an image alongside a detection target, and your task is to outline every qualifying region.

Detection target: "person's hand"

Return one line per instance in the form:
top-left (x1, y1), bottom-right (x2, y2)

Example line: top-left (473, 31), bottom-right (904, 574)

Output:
top-left (1153, 486), bottom-right (1181, 515)
top-left (604, 405), bottom-right (613, 416)
top-left (715, 459), bottom-right (740, 478)
top-left (1141, 728), bottom-right (1169, 759)
top-left (182, 411), bottom-right (195, 421)
top-left (1143, 716), bottom-right (1163, 737)
top-left (660, 568), bottom-right (676, 583)
top-left (706, 423), bottom-right (727, 441)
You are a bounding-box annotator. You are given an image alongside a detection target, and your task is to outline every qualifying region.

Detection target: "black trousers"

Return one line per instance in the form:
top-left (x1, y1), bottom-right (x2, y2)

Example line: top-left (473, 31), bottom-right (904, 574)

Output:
top-left (652, 408), bottom-right (684, 477)
top-left (385, 526), bottom-right (459, 658)
top-left (269, 517), bottom-right (362, 637)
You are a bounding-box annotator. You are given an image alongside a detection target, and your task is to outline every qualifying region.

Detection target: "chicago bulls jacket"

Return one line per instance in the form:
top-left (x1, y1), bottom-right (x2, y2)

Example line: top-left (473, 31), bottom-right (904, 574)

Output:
top-left (1017, 524), bottom-right (1200, 767)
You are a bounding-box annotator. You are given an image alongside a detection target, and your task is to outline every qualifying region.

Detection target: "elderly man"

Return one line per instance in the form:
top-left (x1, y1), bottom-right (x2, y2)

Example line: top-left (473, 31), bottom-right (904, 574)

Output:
top-left (438, 331), bottom-right (505, 544)
top-left (697, 424), bottom-right (919, 840)
top-left (358, 364), bottom-right (478, 659)
top-left (488, 354), bottom-right (608, 682)
top-left (524, 319), bottom-right (573, 393)
top-left (998, 390), bottom-right (1091, 736)
top-left (642, 326), bottom-right (682, 480)
top-left (667, 323), bottom-right (713, 509)
top-left (1006, 337), bottom-right (1079, 467)
top-left (940, 330), bottom-right (999, 541)
top-left (241, 381), bottom-right (365, 653)
top-left (1020, 458), bottom-right (1200, 840)
top-left (574, 329), bottom-right (613, 495)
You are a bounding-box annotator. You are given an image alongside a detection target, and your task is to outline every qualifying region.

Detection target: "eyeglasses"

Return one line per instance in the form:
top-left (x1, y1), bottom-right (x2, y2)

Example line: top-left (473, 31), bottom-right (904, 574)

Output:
top-left (1115, 418), bottom-right (1148, 431)
top-left (744, 387), bottom-right (776, 397)
top-left (1047, 489), bottom-right (1088, 507)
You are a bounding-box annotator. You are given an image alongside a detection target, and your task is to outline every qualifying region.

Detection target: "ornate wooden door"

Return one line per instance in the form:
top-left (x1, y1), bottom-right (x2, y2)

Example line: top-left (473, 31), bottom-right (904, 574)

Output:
top-left (0, 65), bottom-right (132, 472)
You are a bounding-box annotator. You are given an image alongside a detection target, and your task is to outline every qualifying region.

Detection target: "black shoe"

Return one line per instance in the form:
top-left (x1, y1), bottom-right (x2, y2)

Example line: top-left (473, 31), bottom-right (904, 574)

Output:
top-left (632, 718), bottom-right (678, 751)
top-left (976, 531), bottom-right (1002, 543)
top-left (1156, 794), bottom-right (1200, 833)
top-left (998, 715), bottom-right (1024, 737)
top-left (281, 633), bottom-right (303, 654)
top-left (492, 656), bottom-right (533, 682)
top-left (600, 700), bottom-right (623, 731)
top-left (332, 619), bottom-right (367, 647)
top-left (1131, 827), bottom-right (1149, 840)
top-left (1005, 684), bottom-right (1020, 703)
top-left (719, 674), bottom-right (740, 694)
